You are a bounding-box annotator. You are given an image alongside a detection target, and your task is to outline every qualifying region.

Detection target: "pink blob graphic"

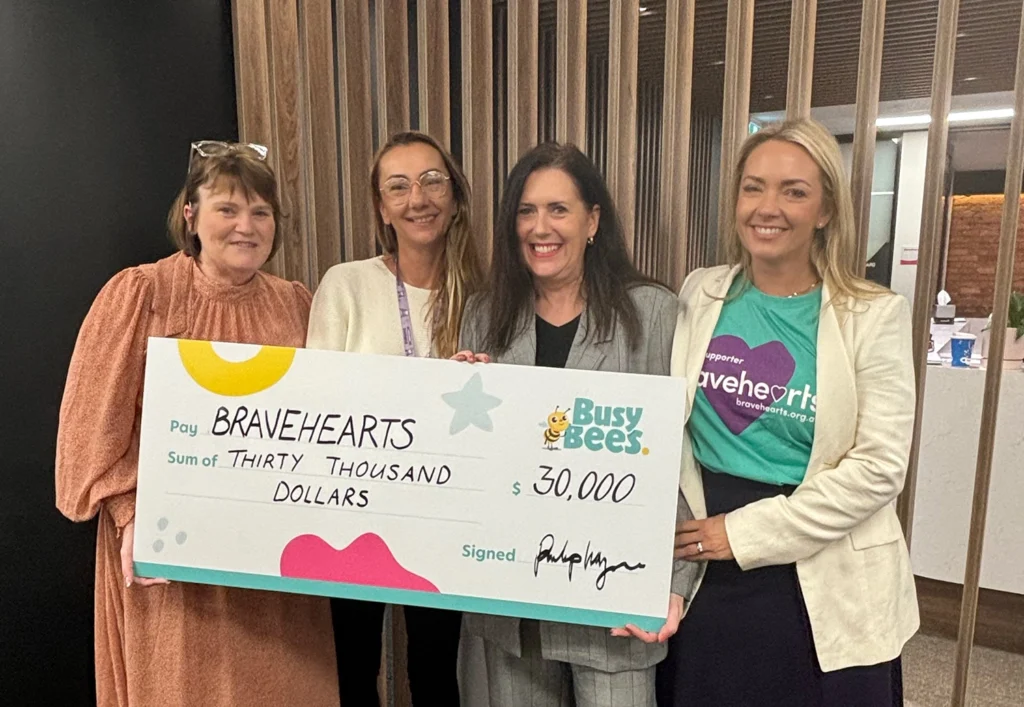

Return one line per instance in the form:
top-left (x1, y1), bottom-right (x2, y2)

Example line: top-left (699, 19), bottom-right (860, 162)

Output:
top-left (280, 533), bottom-right (439, 592)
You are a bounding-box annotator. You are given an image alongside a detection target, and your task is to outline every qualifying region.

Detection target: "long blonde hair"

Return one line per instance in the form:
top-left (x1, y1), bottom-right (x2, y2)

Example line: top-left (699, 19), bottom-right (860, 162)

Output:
top-left (720, 118), bottom-right (886, 304)
top-left (369, 132), bottom-right (484, 358)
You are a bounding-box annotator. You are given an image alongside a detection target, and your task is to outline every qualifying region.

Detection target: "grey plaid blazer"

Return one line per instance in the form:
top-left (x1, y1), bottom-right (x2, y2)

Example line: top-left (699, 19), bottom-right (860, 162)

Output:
top-left (459, 283), bottom-right (700, 672)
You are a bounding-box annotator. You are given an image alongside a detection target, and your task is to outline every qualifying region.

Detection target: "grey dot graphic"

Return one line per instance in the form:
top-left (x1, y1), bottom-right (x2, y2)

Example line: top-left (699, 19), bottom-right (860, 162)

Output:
top-left (157, 517), bottom-right (169, 531)
top-left (175, 531), bottom-right (188, 545)
top-left (153, 539), bottom-right (165, 553)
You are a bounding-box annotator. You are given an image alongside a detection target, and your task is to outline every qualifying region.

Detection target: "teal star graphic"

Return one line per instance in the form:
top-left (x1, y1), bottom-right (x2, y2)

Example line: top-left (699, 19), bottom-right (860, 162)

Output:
top-left (441, 372), bottom-right (502, 434)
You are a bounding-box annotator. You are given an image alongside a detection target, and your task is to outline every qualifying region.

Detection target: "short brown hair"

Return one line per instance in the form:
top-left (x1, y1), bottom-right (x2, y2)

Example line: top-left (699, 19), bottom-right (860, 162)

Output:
top-left (167, 143), bottom-right (283, 258)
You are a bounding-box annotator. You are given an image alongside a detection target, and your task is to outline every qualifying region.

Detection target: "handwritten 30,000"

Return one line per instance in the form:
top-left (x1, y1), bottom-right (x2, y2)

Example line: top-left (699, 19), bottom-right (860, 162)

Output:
top-left (531, 465), bottom-right (636, 504)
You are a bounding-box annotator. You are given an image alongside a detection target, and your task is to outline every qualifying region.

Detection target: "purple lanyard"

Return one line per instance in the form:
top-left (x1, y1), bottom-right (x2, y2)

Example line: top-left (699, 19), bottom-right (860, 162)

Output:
top-left (394, 259), bottom-right (418, 358)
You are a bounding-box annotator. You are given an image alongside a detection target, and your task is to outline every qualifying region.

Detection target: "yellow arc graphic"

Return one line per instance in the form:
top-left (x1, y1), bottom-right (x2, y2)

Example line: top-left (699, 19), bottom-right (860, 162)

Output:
top-left (177, 340), bottom-right (296, 396)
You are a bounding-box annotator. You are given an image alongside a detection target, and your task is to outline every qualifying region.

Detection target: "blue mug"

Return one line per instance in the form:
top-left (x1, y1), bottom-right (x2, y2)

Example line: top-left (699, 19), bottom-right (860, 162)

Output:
top-left (950, 333), bottom-right (977, 368)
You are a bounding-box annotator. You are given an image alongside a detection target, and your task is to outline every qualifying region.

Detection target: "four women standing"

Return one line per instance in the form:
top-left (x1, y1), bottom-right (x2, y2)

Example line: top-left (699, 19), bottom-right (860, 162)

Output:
top-left (57, 118), bottom-right (917, 706)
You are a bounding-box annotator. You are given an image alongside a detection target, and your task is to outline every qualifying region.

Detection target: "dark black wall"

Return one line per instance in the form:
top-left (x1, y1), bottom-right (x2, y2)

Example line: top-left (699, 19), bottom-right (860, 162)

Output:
top-left (0, 1), bottom-right (237, 702)
top-left (952, 169), bottom-right (1021, 196)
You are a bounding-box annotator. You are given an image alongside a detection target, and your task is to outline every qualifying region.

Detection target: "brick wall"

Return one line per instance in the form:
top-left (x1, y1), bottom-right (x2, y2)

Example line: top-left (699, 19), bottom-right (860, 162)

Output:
top-left (944, 194), bottom-right (1024, 318)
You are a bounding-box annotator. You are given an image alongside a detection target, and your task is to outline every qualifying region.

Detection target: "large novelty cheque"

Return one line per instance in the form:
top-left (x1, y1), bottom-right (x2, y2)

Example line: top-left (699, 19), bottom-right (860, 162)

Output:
top-left (134, 338), bottom-right (686, 631)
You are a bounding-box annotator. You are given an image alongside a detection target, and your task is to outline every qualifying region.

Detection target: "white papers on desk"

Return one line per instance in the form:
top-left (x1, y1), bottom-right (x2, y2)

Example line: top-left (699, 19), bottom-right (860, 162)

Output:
top-left (930, 321), bottom-right (968, 355)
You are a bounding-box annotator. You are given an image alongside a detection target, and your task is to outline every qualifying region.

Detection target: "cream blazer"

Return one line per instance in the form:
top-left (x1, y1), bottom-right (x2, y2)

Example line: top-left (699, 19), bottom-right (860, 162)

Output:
top-left (671, 265), bottom-right (920, 672)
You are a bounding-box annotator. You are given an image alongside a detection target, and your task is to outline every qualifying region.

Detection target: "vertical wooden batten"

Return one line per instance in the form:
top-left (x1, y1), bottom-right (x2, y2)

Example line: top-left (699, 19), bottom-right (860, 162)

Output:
top-left (606, 0), bottom-right (640, 256)
top-left (375, 0), bottom-right (411, 147)
top-left (336, 0), bottom-right (376, 262)
top-left (850, 0), bottom-right (886, 275)
top-left (461, 0), bottom-right (494, 261)
top-left (716, 0), bottom-right (755, 264)
top-left (233, 1), bottom-right (274, 144)
top-left (232, 0), bottom-right (280, 276)
top-left (417, 0), bottom-right (451, 146)
top-left (660, 0), bottom-right (696, 290)
top-left (266, 2), bottom-right (312, 287)
top-left (785, 0), bottom-right (817, 120)
top-left (507, 0), bottom-right (539, 167)
top-left (901, 0), bottom-right (960, 546)
top-left (301, 0), bottom-right (342, 282)
top-left (556, 0), bottom-right (587, 149)
top-left (950, 12), bottom-right (1024, 705)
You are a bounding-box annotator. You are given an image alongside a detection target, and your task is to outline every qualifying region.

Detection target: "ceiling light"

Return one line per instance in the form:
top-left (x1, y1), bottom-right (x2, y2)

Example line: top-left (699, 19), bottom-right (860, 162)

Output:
top-left (876, 108), bottom-right (1014, 128)
top-left (876, 114), bottom-right (931, 127)
top-left (949, 108), bottom-right (1014, 122)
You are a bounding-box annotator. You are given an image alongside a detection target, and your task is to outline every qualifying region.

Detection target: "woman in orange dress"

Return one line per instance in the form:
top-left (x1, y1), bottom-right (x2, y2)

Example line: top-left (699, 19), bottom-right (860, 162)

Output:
top-left (55, 142), bottom-right (338, 706)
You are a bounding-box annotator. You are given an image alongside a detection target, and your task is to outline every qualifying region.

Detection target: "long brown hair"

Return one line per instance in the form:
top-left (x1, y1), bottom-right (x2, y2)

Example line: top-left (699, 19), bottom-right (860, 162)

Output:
top-left (167, 143), bottom-right (282, 258)
top-left (483, 142), bottom-right (663, 354)
top-left (721, 119), bottom-right (885, 303)
top-left (369, 132), bottom-right (484, 358)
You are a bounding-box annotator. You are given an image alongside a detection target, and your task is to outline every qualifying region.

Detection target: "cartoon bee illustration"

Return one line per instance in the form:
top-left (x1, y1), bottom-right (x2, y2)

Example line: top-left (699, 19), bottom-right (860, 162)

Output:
top-left (543, 406), bottom-right (571, 450)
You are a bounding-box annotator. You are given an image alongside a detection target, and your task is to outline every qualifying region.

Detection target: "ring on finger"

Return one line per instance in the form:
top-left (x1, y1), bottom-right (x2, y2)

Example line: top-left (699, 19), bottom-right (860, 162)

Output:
top-left (696, 541), bottom-right (704, 554)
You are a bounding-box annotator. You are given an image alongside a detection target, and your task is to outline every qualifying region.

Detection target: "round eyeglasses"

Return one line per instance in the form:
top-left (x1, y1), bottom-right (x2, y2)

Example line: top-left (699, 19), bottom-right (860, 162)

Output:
top-left (379, 170), bottom-right (450, 204)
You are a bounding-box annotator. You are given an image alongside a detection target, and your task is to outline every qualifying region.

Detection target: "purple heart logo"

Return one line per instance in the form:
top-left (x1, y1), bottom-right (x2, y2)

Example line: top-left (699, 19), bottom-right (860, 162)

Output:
top-left (698, 335), bottom-right (796, 434)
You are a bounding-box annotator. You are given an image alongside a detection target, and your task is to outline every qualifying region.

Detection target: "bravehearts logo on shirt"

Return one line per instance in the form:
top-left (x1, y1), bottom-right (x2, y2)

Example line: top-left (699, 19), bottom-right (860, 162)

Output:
top-left (698, 334), bottom-right (816, 435)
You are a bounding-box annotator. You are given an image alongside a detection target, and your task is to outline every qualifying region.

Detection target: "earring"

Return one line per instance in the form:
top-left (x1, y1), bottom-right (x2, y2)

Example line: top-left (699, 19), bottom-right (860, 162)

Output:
top-left (587, 236), bottom-right (595, 246)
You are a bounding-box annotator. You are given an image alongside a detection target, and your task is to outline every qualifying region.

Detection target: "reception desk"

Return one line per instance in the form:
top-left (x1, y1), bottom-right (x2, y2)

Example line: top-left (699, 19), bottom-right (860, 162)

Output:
top-left (911, 363), bottom-right (1024, 595)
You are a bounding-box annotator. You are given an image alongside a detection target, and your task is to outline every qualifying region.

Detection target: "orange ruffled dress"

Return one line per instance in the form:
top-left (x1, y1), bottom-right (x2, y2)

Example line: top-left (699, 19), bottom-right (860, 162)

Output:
top-left (55, 252), bottom-right (339, 707)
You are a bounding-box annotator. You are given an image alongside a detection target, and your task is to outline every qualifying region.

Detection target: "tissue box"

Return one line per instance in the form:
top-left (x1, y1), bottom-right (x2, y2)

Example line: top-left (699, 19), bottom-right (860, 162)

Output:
top-left (934, 304), bottom-right (956, 323)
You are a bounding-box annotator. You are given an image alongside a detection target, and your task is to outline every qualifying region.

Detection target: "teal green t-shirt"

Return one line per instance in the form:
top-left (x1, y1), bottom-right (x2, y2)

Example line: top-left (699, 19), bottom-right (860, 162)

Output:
top-left (689, 277), bottom-right (821, 486)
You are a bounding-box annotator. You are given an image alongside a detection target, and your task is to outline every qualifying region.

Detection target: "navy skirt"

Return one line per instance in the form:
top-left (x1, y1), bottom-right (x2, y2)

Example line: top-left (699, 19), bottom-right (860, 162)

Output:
top-left (655, 467), bottom-right (903, 707)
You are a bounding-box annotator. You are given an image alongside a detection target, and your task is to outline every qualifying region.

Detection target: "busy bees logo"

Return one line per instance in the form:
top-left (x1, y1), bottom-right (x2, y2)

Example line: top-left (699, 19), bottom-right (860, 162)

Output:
top-left (540, 397), bottom-right (649, 455)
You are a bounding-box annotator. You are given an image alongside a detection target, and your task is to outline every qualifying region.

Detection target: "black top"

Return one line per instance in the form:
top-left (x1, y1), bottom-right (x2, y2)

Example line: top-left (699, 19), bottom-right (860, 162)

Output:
top-left (535, 313), bottom-right (581, 368)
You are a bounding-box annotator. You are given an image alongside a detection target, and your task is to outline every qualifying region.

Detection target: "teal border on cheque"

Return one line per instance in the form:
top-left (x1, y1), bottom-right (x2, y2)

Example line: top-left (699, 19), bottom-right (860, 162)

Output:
top-left (135, 562), bottom-right (664, 632)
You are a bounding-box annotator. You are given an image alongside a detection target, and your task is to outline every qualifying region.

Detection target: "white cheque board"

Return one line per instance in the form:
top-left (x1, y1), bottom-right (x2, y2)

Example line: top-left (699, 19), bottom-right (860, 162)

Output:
top-left (134, 338), bottom-right (686, 631)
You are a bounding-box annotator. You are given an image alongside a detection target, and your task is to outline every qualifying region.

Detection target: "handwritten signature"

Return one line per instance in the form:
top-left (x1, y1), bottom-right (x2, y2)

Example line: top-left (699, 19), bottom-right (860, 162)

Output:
top-left (532, 533), bottom-right (646, 590)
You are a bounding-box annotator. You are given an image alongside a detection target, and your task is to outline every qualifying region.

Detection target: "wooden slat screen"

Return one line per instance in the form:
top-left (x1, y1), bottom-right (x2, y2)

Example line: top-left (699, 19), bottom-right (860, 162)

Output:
top-left (231, 2), bottom-right (1018, 704)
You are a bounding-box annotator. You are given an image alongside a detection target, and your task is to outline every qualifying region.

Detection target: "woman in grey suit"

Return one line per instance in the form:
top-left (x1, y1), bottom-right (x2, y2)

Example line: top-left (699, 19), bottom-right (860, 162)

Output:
top-left (455, 142), bottom-right (696, 707)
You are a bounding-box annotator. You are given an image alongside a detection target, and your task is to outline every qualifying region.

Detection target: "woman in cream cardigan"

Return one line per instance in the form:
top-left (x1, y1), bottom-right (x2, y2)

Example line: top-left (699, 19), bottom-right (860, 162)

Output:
top-left (307, 131), bottom-right (484, 705)
top-left (658, 118), bottom-right (919, 706)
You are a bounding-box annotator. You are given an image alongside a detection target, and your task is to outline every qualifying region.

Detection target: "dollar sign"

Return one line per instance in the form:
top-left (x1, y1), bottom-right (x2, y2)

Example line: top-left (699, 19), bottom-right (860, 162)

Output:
top-left (512, 481), bottom-right (521, 496)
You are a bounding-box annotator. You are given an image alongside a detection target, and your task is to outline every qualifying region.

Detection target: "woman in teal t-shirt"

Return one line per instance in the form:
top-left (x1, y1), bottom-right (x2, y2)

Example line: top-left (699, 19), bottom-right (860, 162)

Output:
top-left (658, 119), bottom-right (919, 706)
